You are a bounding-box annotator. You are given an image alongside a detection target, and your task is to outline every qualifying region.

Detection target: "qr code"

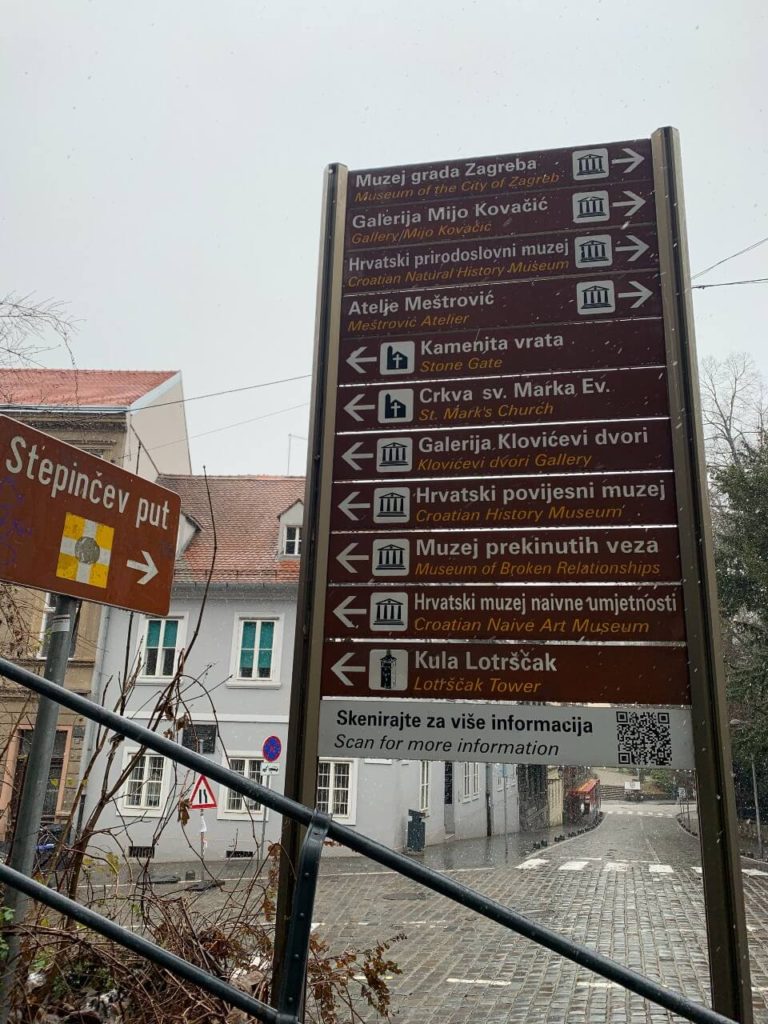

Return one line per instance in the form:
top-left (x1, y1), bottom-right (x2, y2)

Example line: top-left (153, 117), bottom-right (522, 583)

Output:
top-left (616, 711), bottom-right (672, 766)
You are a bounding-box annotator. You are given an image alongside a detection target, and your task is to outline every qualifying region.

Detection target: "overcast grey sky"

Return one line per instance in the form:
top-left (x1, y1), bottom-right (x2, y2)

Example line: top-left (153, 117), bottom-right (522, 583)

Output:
top-left (3, 1), bottom-right (766, 475)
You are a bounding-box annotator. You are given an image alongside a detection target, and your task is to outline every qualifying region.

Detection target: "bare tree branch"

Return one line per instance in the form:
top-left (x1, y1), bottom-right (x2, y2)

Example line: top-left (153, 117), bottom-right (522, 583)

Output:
top-left (0, 292), bottom-right (78, 371)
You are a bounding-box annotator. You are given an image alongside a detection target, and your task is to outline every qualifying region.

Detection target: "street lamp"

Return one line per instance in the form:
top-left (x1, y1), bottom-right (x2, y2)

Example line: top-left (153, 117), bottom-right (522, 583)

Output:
top-left (730, 719), bottom-right (764, 861)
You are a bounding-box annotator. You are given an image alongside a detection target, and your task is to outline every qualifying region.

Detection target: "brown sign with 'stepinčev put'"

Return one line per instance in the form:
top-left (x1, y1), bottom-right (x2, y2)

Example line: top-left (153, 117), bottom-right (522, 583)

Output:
top-left (0, 416), bottom-right (180, 616)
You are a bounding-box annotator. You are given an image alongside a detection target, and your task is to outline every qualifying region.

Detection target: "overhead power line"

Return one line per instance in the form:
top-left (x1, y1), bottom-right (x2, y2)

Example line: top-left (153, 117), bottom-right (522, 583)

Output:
top-left (691, 236), bottom-right (768, 281)
top-left (118, 400), bottom-right (311, 463)
top-left (692, 277), bottom-right (768, 290)
top-left (150, 372), bottom-right (311, 411)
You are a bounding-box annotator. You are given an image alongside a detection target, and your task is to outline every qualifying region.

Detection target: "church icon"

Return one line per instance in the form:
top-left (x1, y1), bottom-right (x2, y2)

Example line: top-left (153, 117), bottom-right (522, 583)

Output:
top-left (379, 389), bottom-right (413, 423)
top-left (576, 280), bottom-right (616, 316)
top-left (373, 487), bottom-right (410, 523)
top-left (572, 148), bottom-right (609, 181)
top-left (368, 648), bottom-right (408, 691)
top-left (370, 592), bottom-right (408, 631)
top-left (574, 235), bottom-right (612, 268)
top-left (377, 437), bottom-right (412, 472)
top-left (372, 539), bottom-right (410, 576)
top-left (572, 191), bottom-right (610, 224)
top-left (380, 341), bottom-right (415, 375)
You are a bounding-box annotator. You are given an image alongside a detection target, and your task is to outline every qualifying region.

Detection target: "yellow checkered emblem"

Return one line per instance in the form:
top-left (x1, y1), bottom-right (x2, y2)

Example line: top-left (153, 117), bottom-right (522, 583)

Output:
top-left (56, 514), bottom-right (114, 589)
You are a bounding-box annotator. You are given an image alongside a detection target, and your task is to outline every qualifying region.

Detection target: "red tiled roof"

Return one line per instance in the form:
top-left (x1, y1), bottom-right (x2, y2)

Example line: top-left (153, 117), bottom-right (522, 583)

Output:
top-left (0, 369), bottom-right (178, 408)
top-left (159, 475), bottom-right (306, 585)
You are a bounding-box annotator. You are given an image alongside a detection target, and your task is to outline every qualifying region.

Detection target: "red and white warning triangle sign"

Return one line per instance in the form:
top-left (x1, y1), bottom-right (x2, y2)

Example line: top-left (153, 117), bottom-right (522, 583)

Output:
top-left (188, 774), bottom-right (217, 809)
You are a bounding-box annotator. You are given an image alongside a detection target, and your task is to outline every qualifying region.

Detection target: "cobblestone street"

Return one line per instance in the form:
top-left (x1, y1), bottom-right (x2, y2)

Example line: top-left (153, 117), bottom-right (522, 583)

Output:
top-left (311, 802), bottom-right (768, 1024)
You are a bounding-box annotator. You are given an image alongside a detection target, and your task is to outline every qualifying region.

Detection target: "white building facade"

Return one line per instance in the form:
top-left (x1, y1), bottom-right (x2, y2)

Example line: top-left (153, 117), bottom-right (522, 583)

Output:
top-left (78, 475), bottom-right (519, 863)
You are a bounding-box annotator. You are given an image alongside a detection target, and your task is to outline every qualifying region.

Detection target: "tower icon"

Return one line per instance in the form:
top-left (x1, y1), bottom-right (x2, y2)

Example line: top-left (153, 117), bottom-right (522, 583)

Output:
top-left (379, 650), bottom-right (396, 689)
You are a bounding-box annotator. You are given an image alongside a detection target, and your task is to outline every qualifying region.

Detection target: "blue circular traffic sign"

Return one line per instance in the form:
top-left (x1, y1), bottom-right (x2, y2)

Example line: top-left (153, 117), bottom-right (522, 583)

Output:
top-left (262, 735), bottom-right (282, 763)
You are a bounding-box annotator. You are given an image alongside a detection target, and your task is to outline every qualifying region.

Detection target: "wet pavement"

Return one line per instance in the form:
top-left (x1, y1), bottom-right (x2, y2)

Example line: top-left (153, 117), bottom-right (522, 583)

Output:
top-left (309, 801), bottom-right (768, 1024)
top-left (60, 802), bottom-right (768, 1022)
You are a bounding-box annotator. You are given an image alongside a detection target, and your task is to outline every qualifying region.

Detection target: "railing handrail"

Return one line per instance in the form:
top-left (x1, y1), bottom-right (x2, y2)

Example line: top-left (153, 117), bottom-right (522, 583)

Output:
top-left (0, 655), bottom-right (739, 1024)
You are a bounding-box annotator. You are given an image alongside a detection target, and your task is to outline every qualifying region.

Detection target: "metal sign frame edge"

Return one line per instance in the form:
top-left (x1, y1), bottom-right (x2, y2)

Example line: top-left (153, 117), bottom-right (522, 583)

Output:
top-left (651, 125), bottom-right (752, 1023)
top-left (276, 162), bottom-right (349, 989)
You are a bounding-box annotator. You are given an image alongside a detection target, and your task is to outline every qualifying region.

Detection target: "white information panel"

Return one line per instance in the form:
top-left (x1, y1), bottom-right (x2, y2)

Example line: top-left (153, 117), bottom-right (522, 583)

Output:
top-left (319, 700), bottom-right (694, 768)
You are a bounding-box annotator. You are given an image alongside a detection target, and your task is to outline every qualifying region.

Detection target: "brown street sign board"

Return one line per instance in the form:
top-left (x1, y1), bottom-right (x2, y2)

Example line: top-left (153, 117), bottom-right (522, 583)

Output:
top-left (336, 319), bottom-right (667, 385)
top-left (326, 526), bottom-right (682, 585)
top-left (341, 272), bottom-right (662, 338)
top-left (343, 225), bottom-right (659, 293)
top-left (332, 471), bottom-right (678, 530)
top-left (324, 583), bottom-right (685, 643)
top-left (285, 132), bottom-right (755, 1023)
top-left (335, 366), bottom-right (670, 432)
top-left (0, 415), bottom-right (180, 616)
top-left (346, 139), bottom-right (652, 207)
top-left (334, 418), bottom-right (674, 480)
top-left (346, 182), bottom-right (656, 252)
top-left (321, 640), bottom-right (689, 705)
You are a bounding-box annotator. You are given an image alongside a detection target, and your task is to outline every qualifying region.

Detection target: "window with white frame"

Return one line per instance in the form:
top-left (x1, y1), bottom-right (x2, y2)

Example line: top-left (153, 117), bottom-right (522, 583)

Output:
top-left (462, 761), bottom-right (472, 801)
top-left (222, 756), bottom-right (267, 817)
top-left (234, 619), bottom-right (277, 682)
top-left (419, 761), bottom-right (431, 813)
top-left (283, 525), bottom-right (301, 556)
top-left (38, 594), bottom-right (80, 660)
top-left (472, 762), bottom-right (481, 797)
top-left (316, 760), bottom-right (355, 821)
top-left (123, 753), bottom-right (166, 813)
top-left (142, 618), bottom-right (183, 678)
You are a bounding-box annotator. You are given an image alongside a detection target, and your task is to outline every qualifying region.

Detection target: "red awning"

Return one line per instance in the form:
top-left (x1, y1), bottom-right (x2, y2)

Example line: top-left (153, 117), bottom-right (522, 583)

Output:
top-left (571, 779), bottom-right (600, 795)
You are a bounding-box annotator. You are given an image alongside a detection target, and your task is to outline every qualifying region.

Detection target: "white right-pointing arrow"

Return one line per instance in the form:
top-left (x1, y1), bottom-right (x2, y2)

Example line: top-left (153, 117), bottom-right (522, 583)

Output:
top-left (614, 235), bottom-right (650, 262)
top-left (342, 442), bottom-right (374, 472)
top-left (346, 347), bottom-right (377, 375)
top-left (618, 281), bottom-right (653, 308)
top-left (334, 596), bottom-right (367, 627)
top-left (611, 148), bottom-right (644, 174)
top-left (344, 393), bottom-right (376, 422)
top-left (612, 191), bottom-right (645, 218)
top-left (332, 652), bottom-right (365, 687)
top-left (127, 550), bottom-right (158, 585)
top-left (336, 543), bottom-right (369, 574)
top-left (338, 492), bottom-right (371, 521)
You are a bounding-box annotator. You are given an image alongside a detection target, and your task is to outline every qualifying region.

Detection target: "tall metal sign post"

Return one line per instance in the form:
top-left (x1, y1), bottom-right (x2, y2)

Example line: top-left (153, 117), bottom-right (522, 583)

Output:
top-left (0, 417), bottom-right (181, 1021)
top-left (279, 131), bottom-right (752, 1021)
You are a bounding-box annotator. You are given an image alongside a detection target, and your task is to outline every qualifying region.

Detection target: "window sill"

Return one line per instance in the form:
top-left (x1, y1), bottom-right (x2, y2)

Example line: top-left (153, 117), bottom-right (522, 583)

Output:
top-left (217, 811), bottom-right (267, 822)
top-left (226, 680), bottom-right (281, 689)
top-left (120, 807), bottom-right (164, 818)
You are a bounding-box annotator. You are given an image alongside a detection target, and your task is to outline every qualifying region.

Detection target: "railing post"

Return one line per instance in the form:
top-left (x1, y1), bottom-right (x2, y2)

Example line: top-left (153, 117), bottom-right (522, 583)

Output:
top-left (0, 593), bottom-right (79, 1023)
top-left (277, 813), bottom-right (330, 1022)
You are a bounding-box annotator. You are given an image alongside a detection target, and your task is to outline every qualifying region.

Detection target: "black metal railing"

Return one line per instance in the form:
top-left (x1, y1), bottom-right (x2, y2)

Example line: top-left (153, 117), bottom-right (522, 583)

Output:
top-left (0, 656), bottom-right (739, 1024)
